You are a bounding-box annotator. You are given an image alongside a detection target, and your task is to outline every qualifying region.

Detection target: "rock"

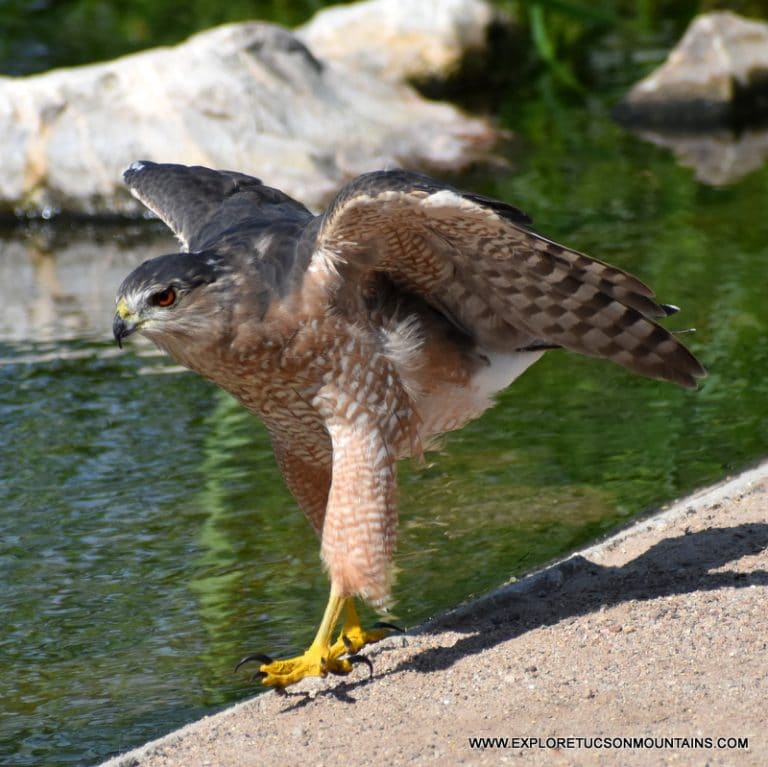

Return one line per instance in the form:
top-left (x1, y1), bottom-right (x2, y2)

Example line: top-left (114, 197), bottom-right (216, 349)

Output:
top-left (615, 11), bottom-right (768, 129)
top-left (0, 8), bottom-right (498, 217)
top-left (297, 0), bottom-right (497, 83)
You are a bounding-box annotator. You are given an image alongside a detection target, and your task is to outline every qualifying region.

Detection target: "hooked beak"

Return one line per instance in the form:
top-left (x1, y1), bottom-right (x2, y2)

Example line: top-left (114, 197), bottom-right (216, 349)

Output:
top-left (113, 299), bottom-right (138, 349)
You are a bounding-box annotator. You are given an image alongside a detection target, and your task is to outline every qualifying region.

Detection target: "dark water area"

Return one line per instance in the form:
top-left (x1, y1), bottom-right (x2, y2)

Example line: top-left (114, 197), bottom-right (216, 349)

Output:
top-left (2, 12), bottom-right (768, 767)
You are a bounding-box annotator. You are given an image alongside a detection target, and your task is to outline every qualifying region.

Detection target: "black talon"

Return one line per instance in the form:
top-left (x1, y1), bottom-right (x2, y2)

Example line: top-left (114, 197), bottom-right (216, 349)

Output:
top-left (337, 634), bottom-right (375, 678)
top-left (346, 653), bottom-right (374, 678)
top-left (373, 621), bottom-right (404, 633)
top-left (235, 653), bottom-right (273, 672)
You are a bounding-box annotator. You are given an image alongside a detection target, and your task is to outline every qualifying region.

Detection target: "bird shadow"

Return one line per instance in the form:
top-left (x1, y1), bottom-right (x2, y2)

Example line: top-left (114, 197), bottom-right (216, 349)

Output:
top-left (275, 521), bottom-right (768, 708)
top-left (276, 678), bottom-right (364, 710)
top-left (397, 521), bottom-right (768, 676)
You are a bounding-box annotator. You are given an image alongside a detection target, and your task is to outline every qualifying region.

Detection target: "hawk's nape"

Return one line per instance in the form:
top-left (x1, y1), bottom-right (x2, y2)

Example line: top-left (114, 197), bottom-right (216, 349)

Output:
top-left (115, 161), bottom-right (705, 689)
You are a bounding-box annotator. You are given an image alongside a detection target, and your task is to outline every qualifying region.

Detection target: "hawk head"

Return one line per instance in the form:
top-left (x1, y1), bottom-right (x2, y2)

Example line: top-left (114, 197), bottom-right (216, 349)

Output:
top-left (113, 251), bottom-right (231, 354)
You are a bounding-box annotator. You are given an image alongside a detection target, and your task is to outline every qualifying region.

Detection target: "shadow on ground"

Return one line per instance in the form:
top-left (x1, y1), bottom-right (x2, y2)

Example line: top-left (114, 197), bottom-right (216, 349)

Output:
top-left (406, 522), bottom-right (768, 674)
top-left (273, 522), bottom-right (768, 708)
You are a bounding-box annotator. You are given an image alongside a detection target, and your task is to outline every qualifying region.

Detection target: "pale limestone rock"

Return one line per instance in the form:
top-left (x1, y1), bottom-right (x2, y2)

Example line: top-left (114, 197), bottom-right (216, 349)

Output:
top-left (298, 0), bottom-right (496, 82)
top-left (616, 11), bottom-right (768, 127)
top-left (0, 16), bottom-right (497, 216)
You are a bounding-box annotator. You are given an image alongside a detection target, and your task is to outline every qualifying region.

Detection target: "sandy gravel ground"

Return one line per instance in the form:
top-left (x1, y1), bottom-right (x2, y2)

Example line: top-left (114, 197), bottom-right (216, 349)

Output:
top-left (102, 461), bottom-right (768, 767)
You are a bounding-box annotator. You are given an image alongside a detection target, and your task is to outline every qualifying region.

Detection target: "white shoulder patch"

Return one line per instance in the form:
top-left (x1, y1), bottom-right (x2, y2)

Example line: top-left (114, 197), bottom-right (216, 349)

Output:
top-left (423, 189), bottom-right (475, 210)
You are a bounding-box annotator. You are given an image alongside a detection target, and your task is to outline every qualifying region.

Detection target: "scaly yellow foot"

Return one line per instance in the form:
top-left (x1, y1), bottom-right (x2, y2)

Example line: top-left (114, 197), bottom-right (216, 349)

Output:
top-left (236, 591), bottom-right (400, 689)
top-left (328, 599), bottom-right (396, 658)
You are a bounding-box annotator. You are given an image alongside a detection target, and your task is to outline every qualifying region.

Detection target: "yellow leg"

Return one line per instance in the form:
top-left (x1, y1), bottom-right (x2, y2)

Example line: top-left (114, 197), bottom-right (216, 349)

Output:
top-left (328, 599), bottom-right (393, 658)
top-left (242, 590), bottom-right (396, 689)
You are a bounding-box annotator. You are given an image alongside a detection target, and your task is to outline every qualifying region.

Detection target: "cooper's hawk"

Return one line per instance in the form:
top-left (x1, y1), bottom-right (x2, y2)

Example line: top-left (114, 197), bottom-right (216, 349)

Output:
top-left (113, 161), bottom-right (704, 689)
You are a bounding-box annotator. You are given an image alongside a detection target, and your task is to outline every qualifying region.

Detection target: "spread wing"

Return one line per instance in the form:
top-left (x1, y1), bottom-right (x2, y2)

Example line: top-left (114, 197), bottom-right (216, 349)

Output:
top-left (315, 169), bottom-right (705, 388)
top-left (123, 160), bottom-right (312, 252)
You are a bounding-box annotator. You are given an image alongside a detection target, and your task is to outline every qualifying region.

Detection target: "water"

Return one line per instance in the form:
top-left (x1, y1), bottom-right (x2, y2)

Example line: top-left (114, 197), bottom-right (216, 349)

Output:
top-left (3, 93), bottom-right (768, 766)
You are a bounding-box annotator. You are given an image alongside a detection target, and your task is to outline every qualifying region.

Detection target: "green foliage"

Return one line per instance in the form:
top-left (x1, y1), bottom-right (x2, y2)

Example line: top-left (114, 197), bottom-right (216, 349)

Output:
top-left (497, 1), bottom-right (768, 89)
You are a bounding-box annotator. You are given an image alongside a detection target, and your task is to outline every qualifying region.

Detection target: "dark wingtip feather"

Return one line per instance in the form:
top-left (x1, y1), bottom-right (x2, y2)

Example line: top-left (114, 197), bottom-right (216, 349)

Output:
top-left (658, 335), bottom-right (707, 389)
top-left (670, 325), bottom-right (706, 387)
top-left (123, 159), bottom-right (153, 183)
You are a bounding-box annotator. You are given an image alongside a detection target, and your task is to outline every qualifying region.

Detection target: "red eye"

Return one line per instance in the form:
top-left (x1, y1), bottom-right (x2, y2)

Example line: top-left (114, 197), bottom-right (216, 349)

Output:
top-left (152, 287), bottom-right (177, 307)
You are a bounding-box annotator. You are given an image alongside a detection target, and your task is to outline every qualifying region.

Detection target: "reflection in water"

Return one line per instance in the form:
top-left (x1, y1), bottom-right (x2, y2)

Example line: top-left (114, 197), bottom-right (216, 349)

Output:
top-left (628, 126), bottom-right (768, 186)
top-left (0, 223), bottom-right (175, 342)
top-left (188, 394), bottom-right (317, 679)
